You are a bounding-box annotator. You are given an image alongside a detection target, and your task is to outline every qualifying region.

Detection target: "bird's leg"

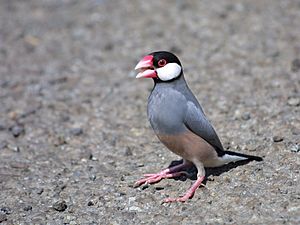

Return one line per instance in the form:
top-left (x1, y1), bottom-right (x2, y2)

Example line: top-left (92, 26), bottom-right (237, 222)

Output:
top-left (163, 162), bottom-right (205, 203)
top-left (163, 176), bottom-right (205, 202)
top-left (134, 160), bottom-right (193, 187)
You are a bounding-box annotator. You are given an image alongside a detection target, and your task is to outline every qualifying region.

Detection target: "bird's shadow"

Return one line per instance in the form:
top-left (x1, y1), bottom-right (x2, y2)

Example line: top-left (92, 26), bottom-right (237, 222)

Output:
top-left (168, 159), bottom-right (253, 184)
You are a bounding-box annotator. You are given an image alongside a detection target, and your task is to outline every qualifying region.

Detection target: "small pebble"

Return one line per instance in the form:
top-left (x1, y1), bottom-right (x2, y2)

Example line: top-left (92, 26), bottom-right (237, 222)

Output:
top-left (8, 144), bottom-right (20, 152)
top-left (10, 161), bottom-right (28, 169)
top-left (0, 213), bottom-right (7, 223)
top-left (89, 154), bottom-right (97, 161)
top-left (23, 205), bottom-right (32, 211)
top-left (10, 124), bottom-right (25, 137)
top-left (0, 123), bottom-right (6, 131)
top-left (273, 136), bottom-right (284, 142)
top-left (155, 186), bottom-right (164, 191)
top-left (19, 106), bottom-right (38, 119)
top-left (141, 184), bottom-right (149, 190)
top-left (60, 114), bottom-right (70, 122)
top-left (70, 128), bottom-right (83, 136)
top-left (54, 135), bottom-right (67, 146)
top-left (87, 200), bottom-right (95, 206)
top-left (49, 77), bottom-right (68, 85)
top-left (36, 188), bottom-right (44, 195)
top-left (287, 97), bottom-right (300, 106)
top-left (207, 177), bottom-right (215, 181)
top-left (0, 141), bottom-right (7, 150)
top-left (291, 127), bottom-right (300, 135)
top-left (118, 192), bottom-right (126, 196)
top-left (223, 176), bottom-right (231, 183)
top-left (128, 206), bottom-right (142, 212)
top-left (288, 206), bottom-right (300, 212)
top-left (89, 174), bottom-right (96, 181)
top-left (248, 144), bottom-right (259, 151)
top-left (223, 141), bottom-right (231, 150)
top-left (241, 112), bottom-right (251, 120)
top-left (0, 207), bottom-right (12, 215)
top-left (291, 58), bottom-right (300, 72)
top-left (124, 146), bottom-right (133, 156)
top-left (290, 144), bottom-right (299, 153)
top-left (52, 200), bottom-right (67, 212)
top-left (8, 111), bottom-right (18, 120)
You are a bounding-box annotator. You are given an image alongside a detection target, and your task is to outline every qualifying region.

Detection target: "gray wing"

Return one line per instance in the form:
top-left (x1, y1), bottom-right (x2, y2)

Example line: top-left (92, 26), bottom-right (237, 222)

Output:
top-left (184, 101), bottom-right (225, 156)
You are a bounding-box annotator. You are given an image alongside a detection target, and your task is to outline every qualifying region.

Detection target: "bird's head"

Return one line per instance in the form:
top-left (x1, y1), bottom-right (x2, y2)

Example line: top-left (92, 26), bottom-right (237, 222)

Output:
top-left (135, 51), bottom-right (182, 81)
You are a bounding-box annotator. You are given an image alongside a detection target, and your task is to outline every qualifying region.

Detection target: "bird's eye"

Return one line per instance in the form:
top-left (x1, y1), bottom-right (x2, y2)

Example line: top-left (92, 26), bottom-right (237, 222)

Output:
top-left (158, 59), bottom-right (167, 67)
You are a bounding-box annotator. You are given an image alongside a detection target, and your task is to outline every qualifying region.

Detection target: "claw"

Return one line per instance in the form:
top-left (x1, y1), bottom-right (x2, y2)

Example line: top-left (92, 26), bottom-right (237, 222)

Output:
top-left (162, 176), bottom-right (205, 203)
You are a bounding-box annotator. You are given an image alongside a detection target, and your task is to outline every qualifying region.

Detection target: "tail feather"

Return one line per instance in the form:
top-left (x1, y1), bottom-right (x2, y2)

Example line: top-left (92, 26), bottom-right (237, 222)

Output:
top-left (224, 151), bottom-right (263, 162)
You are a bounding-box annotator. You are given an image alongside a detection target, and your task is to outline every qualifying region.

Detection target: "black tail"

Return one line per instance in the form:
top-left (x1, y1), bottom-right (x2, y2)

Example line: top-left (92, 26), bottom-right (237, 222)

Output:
top-left (224, 151), bottom-right (263, 162)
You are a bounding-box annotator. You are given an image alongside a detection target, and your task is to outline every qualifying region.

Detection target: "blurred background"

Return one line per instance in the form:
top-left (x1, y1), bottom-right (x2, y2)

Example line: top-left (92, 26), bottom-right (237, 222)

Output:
top-left (0, 0), bottom-right (299, 224)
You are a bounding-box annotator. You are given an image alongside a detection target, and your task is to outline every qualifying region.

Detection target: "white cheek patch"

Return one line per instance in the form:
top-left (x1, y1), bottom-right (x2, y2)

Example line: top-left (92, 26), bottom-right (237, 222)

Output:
top-left (156, 63), bottom-right (182, 81)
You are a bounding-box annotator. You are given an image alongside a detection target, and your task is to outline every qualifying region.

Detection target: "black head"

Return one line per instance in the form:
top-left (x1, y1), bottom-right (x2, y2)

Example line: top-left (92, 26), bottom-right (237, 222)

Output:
top-left (135, 51), bottom-right (183, 81)
top-left (150, 51), bottom-right (182, 67)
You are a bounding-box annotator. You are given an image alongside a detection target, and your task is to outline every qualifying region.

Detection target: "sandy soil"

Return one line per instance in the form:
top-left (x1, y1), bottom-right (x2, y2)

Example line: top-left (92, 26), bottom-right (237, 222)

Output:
top-left (0, 0), bottom-right (299, 224)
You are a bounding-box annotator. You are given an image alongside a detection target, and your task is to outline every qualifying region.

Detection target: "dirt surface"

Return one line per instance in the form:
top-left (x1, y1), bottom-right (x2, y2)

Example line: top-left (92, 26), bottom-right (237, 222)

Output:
top-left (0, 0), bottom-right (299, 224)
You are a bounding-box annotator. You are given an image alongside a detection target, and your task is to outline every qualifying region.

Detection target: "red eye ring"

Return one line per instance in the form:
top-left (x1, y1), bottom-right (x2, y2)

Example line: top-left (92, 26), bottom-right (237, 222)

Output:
top-left (158, 59), bottom-right (167, 67)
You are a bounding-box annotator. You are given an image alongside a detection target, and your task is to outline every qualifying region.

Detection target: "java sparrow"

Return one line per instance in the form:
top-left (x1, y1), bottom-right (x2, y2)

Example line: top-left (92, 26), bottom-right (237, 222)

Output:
top-left (134, 51), bottom-right (262, 203)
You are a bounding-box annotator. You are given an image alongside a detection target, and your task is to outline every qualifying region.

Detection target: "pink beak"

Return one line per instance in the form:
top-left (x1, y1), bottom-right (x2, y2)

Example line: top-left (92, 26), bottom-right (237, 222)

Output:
top-left (134, 55), bottom-right (157, 79)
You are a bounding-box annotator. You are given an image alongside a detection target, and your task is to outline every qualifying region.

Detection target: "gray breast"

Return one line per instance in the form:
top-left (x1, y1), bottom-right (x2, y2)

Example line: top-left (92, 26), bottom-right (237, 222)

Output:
top-left (147, 87), bottom-right (187, 135)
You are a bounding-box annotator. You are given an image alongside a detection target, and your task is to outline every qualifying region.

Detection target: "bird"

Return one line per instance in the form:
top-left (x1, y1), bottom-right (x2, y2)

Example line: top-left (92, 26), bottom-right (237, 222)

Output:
top-left (134, 51), bottom-right (262, 203)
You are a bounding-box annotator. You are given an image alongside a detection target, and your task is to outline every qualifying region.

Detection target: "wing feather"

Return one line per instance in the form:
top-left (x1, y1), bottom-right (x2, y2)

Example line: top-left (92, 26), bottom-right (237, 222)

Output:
top-left (184, 101), bottom-right (225, 156)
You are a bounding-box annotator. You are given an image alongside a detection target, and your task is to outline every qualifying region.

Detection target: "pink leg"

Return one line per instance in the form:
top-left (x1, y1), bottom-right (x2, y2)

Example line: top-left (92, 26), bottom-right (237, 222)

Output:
top-left (134, 161), bottom-right (192, 187)
top-left (163, 176), bottom-right (205, 203)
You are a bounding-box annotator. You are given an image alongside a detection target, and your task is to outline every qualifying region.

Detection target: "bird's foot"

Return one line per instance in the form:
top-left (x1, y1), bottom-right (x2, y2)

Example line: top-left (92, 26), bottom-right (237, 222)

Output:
top-left (163, 175), bottom-right (205, 203)
top-left (134, 171), bottom-right (188, 187)
top-left (163, 187), bottom-right (195, 203)
top-left (134, 161), bottom-right (193, 187)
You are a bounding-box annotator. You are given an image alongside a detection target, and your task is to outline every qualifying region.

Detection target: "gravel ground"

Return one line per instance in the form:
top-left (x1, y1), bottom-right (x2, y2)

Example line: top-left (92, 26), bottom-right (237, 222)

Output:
top-left (0, 0), bottom-right (299, 224)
